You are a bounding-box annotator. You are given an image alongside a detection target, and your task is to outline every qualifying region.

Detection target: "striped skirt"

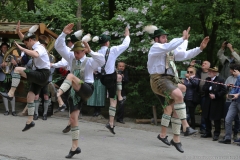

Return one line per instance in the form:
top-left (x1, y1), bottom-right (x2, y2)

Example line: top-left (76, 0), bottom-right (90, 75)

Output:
top-left (87, 79), bottom-right (106, 107)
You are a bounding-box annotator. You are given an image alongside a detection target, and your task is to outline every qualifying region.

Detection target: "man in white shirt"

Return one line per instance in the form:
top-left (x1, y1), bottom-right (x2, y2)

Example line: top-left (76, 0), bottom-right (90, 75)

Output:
top-left (0, 21), bottom-right (51, 132)
top-left (147, 26), bottom-right (209, 153)
top-left (54, 23), bottom-right (105, 158)
top-left (98, 27), bottom-right (130, 134)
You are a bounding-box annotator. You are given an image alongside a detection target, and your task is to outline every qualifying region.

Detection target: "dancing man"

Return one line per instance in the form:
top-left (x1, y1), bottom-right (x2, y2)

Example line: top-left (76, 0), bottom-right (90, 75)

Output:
top-left (54, 23), bottom-right (105, 158)
top-left (146, 25), bottom-right (209, 153)
top-left (0, 21), bottom-right (51, 131)
top-left (93, 27), bottom-right (130, 134)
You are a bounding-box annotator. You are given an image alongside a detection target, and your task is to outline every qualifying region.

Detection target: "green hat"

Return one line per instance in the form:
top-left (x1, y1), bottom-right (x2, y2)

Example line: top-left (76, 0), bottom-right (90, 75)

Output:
top-left (151, 28), bottom-right (169, 38)
top-left (98, 34), bottom-right (111, 44)
top-left (70, 41), bottom-right (85, 51)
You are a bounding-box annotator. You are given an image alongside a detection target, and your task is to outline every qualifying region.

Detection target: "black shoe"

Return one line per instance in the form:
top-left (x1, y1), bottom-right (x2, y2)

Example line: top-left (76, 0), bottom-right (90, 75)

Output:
top-left (42, 114), bottom-right (47, 120)
top-left (95, 112), bottom-right (100, 117)
top-left (219, 139), bottom-right (231, 144)
top-left (92, 112), bottom-right (97, 117)
top-left (117, 119), bottom-right (125, 124)
top-left (200, 129), bottom-right (206, 134)
top-left (62, 125), bottom-right (71, 133)
top-left (12, 111), bottom-right (17, 116)
top-left (106, 123), bottom-right (115, 134)
top-left (57, 104), bottom-right (67, 112)
top-left (65, 147), bottom-right (81, 158)
top-left (0, 92), bottom-right (13, 101)
top-left (4, 111), bottom-right (9, 116)
top-left (22, 121), bottom-right (35, 132)
top-left (212, 135), bottom-right (219, 141)
top-left (33, 114), bottom-right (38, 120)
top-left (119, 97), bottom-right (127, 105)
top-left (157, 134), bottom-right (170, 146)
top-left (170, 139), bottom-right (184, 153)
top-left (201, 133), bottom-right (212, 138)
top-left (183, 127), bottom-right (198, 136)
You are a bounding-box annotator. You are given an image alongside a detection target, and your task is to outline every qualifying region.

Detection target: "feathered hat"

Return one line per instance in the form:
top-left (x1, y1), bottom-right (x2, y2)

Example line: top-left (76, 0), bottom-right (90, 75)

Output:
top-left (143, 25), bottom-right (169, 39)
top-left (70, 30), bottom-right (83, 43)
top-left (92, 32), bottom-right (111, 44)
top-left (22, 25), bottom-right (39, 41)
top-left (70, 33), bottom-right (91, 52)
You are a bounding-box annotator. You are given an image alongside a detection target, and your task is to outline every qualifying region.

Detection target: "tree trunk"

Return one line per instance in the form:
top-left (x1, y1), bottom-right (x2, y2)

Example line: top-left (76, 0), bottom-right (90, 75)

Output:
top-left (76, 0), bottom-right (81, 30)
top-left (109, 0), bottom-right (116, 20)
top-left (27, 0), bottom-right (35, 12)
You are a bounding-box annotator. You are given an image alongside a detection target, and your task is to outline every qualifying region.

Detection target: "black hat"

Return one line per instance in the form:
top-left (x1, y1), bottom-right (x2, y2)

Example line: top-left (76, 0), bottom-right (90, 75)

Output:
top-left (70, 30), bottom-right (83, 43)
top-left (0, 42), bottom-right (9, 48)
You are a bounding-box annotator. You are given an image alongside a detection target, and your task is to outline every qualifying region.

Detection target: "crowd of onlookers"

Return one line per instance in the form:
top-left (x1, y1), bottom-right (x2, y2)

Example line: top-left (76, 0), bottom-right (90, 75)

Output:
top-left (182, 41), bottom-right (240, 146)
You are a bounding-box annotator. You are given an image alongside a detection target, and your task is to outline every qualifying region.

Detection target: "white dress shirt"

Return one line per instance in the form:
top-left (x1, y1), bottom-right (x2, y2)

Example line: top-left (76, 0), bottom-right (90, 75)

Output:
top-left (98, 36), bottom-right (130, 74)
top-left (54, 32), bottom-right (105, 83)
top-left (147, 38), bottom-right (202, 75)
top-left (32, 41), bottom-right (50, 70)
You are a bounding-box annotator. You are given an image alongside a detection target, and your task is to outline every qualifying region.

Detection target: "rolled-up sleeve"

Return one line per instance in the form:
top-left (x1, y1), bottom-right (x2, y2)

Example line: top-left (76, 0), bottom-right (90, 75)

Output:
top-left (110, 36), bottom-right (131, 57)
top-left (217, 49), bottom-right (227, 65)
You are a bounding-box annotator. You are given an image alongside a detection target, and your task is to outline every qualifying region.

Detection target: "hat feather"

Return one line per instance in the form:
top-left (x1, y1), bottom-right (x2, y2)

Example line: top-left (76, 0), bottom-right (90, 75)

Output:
top-left (143, 25), bottom-right (158, 34)
top-left (74, 30), bottom-right (83, 40)
top-left (82, 33), bottom-right (91, 42)
top-left (28, 25), bottom-right (39, 33)
top-left (92, 36), bottom-right (99, 42)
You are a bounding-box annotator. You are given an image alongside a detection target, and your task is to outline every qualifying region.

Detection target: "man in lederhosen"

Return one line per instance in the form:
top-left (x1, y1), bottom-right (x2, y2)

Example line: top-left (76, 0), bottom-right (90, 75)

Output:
top-left (147, 25), bottom-right (209, 153)
top-left (0, 21), bottom-right (51, 132)
top-left (54, 23), bottom-right (105, 158)
top-left (95, 27), bottom-right (130, 134)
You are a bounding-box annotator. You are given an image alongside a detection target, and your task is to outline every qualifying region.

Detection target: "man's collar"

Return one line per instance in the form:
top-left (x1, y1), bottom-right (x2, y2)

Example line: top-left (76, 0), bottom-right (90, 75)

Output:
top-left (32, 41), bottom-right (41, 50)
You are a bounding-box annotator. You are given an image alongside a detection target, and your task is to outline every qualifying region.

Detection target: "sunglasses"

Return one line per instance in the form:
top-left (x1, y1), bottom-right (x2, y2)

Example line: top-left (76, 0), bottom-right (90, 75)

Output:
top-left (187, 71), bottom-right (193, 74)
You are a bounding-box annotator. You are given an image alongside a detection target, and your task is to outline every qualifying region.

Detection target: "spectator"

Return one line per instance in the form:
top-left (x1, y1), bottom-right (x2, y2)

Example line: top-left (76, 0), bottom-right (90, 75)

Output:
top-left (219, 64), bottom-right (240, 144)
top-left (183, 66), bottom-right (199, 129)
top-left (223, 64), bottom-right (240, 141)
top-left (190, 60), bottom-right (211, 134)
top-left (87, 70), bottom-right (106, 117)
top-left (217, 41), bottom-right (240, 80)
top-left (201, 66), bottom-right (227, 141)
top-left (0, 42), bottom-right (17, 116)
top-left (116, 61), bottom-right (129, 124)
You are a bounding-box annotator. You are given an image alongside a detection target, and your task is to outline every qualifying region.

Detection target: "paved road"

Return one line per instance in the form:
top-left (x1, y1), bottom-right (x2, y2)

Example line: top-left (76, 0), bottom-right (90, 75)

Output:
top-left (0, 113), bottom-right (240, 160)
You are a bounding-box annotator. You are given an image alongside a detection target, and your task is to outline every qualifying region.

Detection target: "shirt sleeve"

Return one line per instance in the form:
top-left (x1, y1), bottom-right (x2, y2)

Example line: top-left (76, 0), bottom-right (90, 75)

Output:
top-left (217, 49), bottom-right (227, 65)
top-left (232, 51), bottom-right (240, 63)
top-left (54, 32), bottom-right (74, 63)
top-left (87, 50), bottom-right (105, 70)
top-left (230, 76), bottom-right (240, 94)
top-left (109, 36), bottom-right (131, 58)
top-left (149, 38), bottom-right (184, 56)
top-left (174, 47), bottom-right (202, 61)
top-left (52, 58), bottom-right (68, 68)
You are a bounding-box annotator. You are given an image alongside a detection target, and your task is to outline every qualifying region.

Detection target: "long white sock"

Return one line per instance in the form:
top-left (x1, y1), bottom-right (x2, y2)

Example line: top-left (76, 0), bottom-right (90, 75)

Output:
top-left (10, 97), bottom-right (15, 112)
top-left (2, 97), bottom-right (9, 111)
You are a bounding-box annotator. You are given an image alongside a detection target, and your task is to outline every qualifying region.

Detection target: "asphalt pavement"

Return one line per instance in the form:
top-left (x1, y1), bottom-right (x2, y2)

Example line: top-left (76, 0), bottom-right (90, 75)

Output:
top-left (0, 103), bottom-right (240, 160)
